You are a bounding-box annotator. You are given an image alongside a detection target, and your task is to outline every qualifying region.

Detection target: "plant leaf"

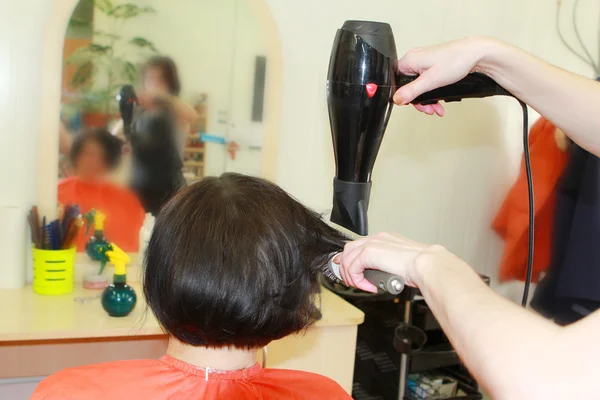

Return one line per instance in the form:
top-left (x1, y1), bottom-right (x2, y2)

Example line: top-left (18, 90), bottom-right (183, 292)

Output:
top-left (71, 61), bottom-right (93, 88)
top-left (129, 37), bottom-right (158, 53)
top-left (108, 3), bottom-right (153, 18)
top-left (123, 61), bottom-right (139, 83)
top-left (65, 44), bottom-right (110, 66)
top-left (93, 30), bottom-right (121, 41)
top-left (94, 0), bottom-right (114, 13)
top-left (65, 47), bottom-right (94, 65)
top-left (89, 43), bottom-right (111, 53)
top-left (68, 18), bottom-right (92, 30)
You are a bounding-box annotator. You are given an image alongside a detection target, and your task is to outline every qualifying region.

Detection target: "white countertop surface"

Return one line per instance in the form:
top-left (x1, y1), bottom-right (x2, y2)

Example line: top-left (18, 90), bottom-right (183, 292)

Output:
top-left (0, 254), bottom-right (364, 342)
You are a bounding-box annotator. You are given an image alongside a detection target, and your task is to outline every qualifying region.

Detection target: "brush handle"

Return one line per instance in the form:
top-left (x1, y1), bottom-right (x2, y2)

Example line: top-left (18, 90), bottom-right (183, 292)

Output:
top-left (364, 270), bottom-right (405, 295)
top-left (61, 223), bottom-right (78, 249)
top-left (31, 207), bottom-right (42, 249)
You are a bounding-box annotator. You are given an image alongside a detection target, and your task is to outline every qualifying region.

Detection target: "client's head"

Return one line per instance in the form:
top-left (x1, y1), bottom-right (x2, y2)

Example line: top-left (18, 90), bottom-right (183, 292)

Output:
top-left (70, 128), bottom-right (123, 182)
top-left (144, 173), bottom-right (347, 349)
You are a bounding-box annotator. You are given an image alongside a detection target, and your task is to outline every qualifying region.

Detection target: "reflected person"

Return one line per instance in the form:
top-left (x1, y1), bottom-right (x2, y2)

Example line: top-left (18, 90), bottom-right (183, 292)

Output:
top-left (58, 128), bottom-right (144, 251)
top-left (114, 56), bottom-right (197, 215)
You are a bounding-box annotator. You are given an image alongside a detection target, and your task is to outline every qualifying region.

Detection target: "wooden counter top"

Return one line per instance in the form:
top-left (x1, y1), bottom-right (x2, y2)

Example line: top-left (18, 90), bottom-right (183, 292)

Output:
top-left (0, 282), bottom-right (364, 342)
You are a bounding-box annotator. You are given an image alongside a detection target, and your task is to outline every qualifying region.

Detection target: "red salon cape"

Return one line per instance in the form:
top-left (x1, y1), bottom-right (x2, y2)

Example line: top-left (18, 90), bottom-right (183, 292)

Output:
top-left (31, 355), bottom-right (351, 400)
top-left (58, 177), bottom-right (145, 252)
top-left (492, 117), bottom-right (568, 282)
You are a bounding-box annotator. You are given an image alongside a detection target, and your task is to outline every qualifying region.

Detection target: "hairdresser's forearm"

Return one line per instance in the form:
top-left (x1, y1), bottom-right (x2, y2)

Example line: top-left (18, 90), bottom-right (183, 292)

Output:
top-left (414, 253), bottom-right (560, 399)
top-left (479, 39), bottom-right (600, 156)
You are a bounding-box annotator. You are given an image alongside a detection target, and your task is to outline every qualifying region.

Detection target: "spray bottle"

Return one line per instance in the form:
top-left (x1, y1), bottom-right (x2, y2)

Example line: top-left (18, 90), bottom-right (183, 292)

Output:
top-left (101, 243), bottom-right (137, 317)
top-left (84, 210), bottom-right (110, 261)
top-left (138, 213), bottom-right (155, 258)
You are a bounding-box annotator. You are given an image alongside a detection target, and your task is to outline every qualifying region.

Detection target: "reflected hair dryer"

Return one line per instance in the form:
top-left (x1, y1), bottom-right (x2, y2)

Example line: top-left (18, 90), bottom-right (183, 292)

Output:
top-left (117, 85), bottom-right (138, 138)
top-left (327, 21), bottom-right (512, 235)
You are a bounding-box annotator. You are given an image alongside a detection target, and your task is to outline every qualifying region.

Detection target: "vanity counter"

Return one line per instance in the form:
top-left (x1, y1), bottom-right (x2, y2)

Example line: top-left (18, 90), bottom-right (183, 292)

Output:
top-left (0, 256), bottom-right (363, 393)
top-left (0, 282), bottom-right (363, 342)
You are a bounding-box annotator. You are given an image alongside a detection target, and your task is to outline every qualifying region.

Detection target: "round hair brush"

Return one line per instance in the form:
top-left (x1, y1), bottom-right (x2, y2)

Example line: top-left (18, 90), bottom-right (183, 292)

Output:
top-left (323, 253), bottom-right (404, 295)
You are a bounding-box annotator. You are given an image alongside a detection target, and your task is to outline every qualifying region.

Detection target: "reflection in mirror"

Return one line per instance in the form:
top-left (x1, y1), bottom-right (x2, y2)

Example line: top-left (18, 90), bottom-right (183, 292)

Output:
top-left (58, 0), bottom-right (269, 258)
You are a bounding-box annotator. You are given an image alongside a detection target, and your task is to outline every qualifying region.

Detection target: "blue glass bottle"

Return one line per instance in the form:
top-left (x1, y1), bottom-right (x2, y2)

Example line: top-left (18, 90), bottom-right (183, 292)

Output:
top-left (101, 274), bottom-right (137, 317)
top-left (101, 244), bottom-right (137, 317)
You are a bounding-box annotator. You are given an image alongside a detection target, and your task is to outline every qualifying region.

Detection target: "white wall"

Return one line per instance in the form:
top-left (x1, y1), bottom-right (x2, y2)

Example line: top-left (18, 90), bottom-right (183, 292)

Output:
top-left (0, 1), bottom-right (56, 288)
top-left (265, 0), bottom-right (599, 283)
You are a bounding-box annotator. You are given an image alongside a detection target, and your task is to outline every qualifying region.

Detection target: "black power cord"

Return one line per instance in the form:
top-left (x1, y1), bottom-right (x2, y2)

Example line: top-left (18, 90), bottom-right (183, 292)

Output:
top-left (519, 100), bottom-right (535, 307)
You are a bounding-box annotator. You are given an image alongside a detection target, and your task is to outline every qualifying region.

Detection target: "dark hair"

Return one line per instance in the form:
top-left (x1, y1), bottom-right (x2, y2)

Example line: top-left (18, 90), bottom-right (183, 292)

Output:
top-left (69, 128), bottom-right (123, 170)
top-left (144, 173), bottom-right (348, 349)
top-left (142, 56), bottom-right (181, 96)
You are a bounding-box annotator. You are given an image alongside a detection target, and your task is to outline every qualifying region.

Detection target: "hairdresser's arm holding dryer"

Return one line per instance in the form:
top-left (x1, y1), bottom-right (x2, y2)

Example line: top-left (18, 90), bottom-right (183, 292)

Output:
top-left (336, 37), bottom-right (600, 400)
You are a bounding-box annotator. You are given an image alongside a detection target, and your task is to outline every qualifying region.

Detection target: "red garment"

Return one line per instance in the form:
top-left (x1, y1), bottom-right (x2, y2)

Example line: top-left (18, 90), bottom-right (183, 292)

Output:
top-left (31, 355), bottom-right (351, 400)
top-left (492, 117), bottom-right (568, 282)
top-left (58, 177), bottom-right (145, 252)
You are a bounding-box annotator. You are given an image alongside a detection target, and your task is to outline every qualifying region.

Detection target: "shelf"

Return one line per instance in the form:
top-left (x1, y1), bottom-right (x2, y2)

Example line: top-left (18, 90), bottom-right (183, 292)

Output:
top-left (184, 161), bottom-right (204, 167)
top-left (184, 148), bottom-right (204, 153)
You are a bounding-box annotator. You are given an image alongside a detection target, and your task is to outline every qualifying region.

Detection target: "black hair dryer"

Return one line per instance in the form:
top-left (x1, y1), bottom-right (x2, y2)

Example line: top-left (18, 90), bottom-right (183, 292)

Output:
top-left (327, 21), bottom-right (510, 235)
top-left (116, 85), bottom-right (138, 137)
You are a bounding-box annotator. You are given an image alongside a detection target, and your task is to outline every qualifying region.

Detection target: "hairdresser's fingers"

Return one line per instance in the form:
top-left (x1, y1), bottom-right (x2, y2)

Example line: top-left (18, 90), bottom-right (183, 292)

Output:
top-left (394, 67), bottom-right (445, 105)
top-left (334, 251), bottom-right (349, 284)
top-left (432, 102), bottom-right (446, 117)
top-left (339, 244), bottom-right (367, 287)
top-left (338, 260), bottom-right (348, 285)
top-left (346, 247), bottom-right (393, 293)
top-left (410, 102), bottom-right (446, 117)
top-left (340, 263), bottom-right (354, 290)
top-left (343, 238), bottom-right (394, 287)
top-left (413, 104), bottom-right (435, 115)
top-left (351, 238), bottom-right (419, 284)
top-left (337, 237), bottom-right (370, 285)
top-left (352, 273), bottom-right (379, 293)
top-left (346, 249), bottom-right (379, 293)
top-left (341, 239), bottom-right (367, 265)
top-left (335, 244), bottom-right (358, 286)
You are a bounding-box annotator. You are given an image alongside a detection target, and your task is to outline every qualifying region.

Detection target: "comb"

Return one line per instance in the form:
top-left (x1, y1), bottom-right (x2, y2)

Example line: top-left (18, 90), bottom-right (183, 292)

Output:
top-left (42, 222), bottom-right (51, 250)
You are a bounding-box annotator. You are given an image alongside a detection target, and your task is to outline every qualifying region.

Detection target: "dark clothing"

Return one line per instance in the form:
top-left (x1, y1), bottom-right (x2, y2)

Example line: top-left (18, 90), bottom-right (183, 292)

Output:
top-left (531, 144), bottom-right (600, 325)
top-left (131, 174), bottom-right (185, 217)
top-left (127, 108), bottom-right (185, 216)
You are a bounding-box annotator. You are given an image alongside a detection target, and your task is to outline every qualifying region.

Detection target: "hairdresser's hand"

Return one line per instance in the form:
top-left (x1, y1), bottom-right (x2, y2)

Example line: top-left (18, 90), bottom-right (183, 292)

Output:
top-left (394, 37), bottom-right (497, 117)
top-left (335, 232), bottom-right (449, 293)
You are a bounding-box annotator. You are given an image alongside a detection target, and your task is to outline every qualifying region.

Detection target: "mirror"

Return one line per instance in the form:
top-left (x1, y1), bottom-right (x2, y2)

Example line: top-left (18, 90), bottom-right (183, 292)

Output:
top-left (58, 0), bottom-right (270, 253)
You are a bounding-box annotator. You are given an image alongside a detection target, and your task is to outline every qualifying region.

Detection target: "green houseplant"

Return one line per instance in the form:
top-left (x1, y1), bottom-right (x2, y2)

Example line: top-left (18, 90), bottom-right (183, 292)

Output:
top-left (66, 0), bottom-right (159, 125)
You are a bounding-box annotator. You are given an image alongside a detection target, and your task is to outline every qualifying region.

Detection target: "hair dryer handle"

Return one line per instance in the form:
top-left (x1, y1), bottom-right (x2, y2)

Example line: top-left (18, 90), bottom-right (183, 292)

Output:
top-left (396, 72), bottom-right (511, 105)
top-left (117, 85), bottom-right (138, 138)
top-left (364, 270), bottom-right (405, 295)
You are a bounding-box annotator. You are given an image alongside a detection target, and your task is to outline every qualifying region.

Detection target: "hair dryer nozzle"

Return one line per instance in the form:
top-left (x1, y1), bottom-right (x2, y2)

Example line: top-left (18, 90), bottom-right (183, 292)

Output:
top-left (331, 179), bottom-right (371, 236)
